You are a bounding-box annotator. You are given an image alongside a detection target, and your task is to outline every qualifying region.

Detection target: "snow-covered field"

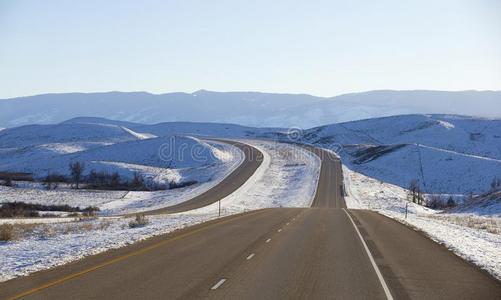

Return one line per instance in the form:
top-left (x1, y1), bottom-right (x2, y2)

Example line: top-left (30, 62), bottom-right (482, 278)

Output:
top-left (0, 140), bottom-right (320, 282)
top-left (343, 165), bottom-right (501, 280)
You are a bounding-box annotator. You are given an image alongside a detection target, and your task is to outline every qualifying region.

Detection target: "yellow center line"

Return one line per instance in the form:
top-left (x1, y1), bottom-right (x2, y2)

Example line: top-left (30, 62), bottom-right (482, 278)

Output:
top-left (8, 210), bottom-right (266, 300)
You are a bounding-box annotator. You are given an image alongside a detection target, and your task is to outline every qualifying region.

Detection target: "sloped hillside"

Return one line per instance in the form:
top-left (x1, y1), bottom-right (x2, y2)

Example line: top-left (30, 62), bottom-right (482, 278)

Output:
top-left (303, 114), bottom-right (501, 160)
top-left (0, 123), bottom-right (139, 149)
top-left (343, 143), bottom-right (501, 194)
top-left (301, 114), bottom-right (501, 194)
top-left (0, 135), bottom-right (230, 180)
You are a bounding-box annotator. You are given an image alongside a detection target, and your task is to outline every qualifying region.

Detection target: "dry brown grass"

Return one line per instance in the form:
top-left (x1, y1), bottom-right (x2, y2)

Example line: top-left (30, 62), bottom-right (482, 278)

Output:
top-left (129, 214), bottom-right (149, 228)
top-left (0, 223), bottom-right (14, 241)
top-left (427, 214), bottom-right (501, 235)
top-left (96, 219), bottom-right (112, 230)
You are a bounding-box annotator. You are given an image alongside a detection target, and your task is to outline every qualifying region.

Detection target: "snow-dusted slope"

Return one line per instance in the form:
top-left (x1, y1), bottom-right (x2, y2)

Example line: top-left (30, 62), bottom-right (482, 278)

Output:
top-left (342, 144), bottom-right (501, 194)
top-left (1, 90), bottom-right (500, 128)
top-left (301, 114), bottom-right (501, 194)
top-left (304, 114), bottom-right (501, 160)
top-left (0, 123), bottom-right (139, 148)
top-left (0, 136), bottom-right (229, 180)
top-left (133, 122), bottom-right (281, 138)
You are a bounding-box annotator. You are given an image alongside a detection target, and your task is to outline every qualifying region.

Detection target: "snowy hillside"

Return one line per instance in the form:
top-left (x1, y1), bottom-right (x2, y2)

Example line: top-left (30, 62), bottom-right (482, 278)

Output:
top-left (343, 143), bottom-right (501, 194)
top-left (1, 90), bottom-right (500, 128)
top-left (132, 122), bottom-right (281, 138)
top-left (0, 135), bottom-right (229, 179)
top-left (300, 114), bottom-right (501, 194)
top-left (0, 118), bottom-right (243, 193)
top-left (0, 123), bottom-right (139, 148)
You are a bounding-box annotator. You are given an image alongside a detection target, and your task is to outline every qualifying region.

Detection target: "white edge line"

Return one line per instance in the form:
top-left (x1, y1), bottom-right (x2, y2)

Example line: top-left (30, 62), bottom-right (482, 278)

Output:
top-left (246, 253), bottom-right (255, 260)
top-left (343, 209), bottom-right (394, 300)
top-left (211, 278), bottom-right (227, 290)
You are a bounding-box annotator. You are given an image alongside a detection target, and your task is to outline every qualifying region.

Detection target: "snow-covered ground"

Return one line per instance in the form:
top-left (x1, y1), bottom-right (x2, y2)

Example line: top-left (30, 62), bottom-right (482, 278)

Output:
top-left (343, 165), bottom-right (501, 280)
top-left (0, 140), bottom-right (243, 216)
top-left (0, 140), bottom-right (320, 282)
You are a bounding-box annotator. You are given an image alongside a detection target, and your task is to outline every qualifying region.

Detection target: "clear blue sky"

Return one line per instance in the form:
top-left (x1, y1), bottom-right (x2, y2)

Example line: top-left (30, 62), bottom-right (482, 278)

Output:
top-left (1, 0), bottom-right (500, 98)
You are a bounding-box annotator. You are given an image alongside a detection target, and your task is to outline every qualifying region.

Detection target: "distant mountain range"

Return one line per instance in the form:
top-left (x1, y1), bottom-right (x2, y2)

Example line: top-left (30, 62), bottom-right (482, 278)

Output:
top-left (0, 90), bottom-right (500, 128)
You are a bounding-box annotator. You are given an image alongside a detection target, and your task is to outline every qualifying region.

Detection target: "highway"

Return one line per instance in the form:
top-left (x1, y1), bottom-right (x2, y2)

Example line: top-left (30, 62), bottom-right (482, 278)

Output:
top-left (135, 139), bottom-right (263, 215)
top-left (1, 142), bottom-right (499, 299)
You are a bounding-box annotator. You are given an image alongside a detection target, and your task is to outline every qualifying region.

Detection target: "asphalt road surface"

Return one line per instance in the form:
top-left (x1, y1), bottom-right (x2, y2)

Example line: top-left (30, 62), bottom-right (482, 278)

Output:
top-left (135, 139), bottom-right (263, 215)
top-left (1, 142), bottom-right (500, 300)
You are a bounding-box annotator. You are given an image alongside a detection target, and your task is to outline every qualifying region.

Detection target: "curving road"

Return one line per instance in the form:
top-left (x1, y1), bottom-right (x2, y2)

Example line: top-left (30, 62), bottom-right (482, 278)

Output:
top-left (1, 141), bottom-right (500, 300)
top-left (134, 139), bottom-right (263, 215)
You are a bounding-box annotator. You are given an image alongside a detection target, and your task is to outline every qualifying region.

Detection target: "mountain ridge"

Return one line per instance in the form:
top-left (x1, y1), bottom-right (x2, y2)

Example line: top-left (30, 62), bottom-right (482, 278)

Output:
top-left (1, 90), bottom-right (500, 128)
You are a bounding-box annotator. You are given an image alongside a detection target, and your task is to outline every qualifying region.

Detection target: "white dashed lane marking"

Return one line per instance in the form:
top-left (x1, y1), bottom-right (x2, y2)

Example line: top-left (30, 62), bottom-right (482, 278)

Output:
top-left (246, 253), bottom-right (255, 260)
top-left (211, 279), bottom-right (227, 290)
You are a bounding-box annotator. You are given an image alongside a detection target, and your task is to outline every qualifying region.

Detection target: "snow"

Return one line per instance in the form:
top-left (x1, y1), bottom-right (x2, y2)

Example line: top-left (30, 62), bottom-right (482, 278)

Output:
top-left (120, 126), bottom-right (157, 139)
top-left (0, 140), bottom-right (244, 215)
top-left (0, 139), bottom-right (321, 282)
top-left (341, 143), bottom-right (501, 194)
top-left (0, 135), bottom-right (234, 184)
top-left (302, 114), bottom-right (501, 194)
top-left (343, 165), bottom-right (501, 280)
top-left (0, 123), bottom-right (139, 148)
top-left (182, 140), bottom-right (321, 215)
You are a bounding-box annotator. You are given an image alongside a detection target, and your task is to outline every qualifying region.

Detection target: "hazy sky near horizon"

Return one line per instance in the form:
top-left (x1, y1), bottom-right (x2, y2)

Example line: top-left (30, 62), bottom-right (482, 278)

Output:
top-left (1, 0), bottom-right (500, 99)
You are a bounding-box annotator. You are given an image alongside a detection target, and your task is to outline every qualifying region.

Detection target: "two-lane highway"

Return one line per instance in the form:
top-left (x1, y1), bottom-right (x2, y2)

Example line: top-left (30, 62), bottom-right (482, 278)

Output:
top-left (1, 141), bottom-right (500, 299)
top-left (136, 139), bottom-right (263, 215)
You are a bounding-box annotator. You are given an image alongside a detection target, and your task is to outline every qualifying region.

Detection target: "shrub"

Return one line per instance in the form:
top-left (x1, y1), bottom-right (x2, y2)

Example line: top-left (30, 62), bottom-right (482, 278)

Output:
top-left (3, 177), bottom-right (13, 187)
top-left (169, 180), bottom-right (198, 189)
top-left (427, 195), bottom-right (446, 209)
top-left (0, 223), bottom-right (14, 241)
top-left (446, 196), bottom-right (456, 207)
top-left (129, 213), bottom-right (149, 228)
top-left (0, 202), bottom-right (100, 218)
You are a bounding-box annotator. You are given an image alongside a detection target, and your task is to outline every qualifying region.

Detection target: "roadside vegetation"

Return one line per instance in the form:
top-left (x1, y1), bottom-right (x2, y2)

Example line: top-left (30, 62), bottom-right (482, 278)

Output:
top-left (1, 160), bottom-right (199, 192)
top-left (0, 202), bottom-right (99, 218)
top-left (128, 213), bottom-right (149, 228)
top-left (0, 224), bottom-right (14, 241)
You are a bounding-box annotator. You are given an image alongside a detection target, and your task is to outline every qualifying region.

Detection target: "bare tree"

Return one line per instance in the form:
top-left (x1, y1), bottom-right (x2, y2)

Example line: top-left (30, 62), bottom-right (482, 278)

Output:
top-left (131, 172), bottom-right (145, 190)
top-left (110, 172), bottom-right (121, 188)
top-left (491, 177), bottom-right (501, 191)
top-left (69, 162), bottom-right (85, 189)
top-left (409, 179), bottom-right (419, 204)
